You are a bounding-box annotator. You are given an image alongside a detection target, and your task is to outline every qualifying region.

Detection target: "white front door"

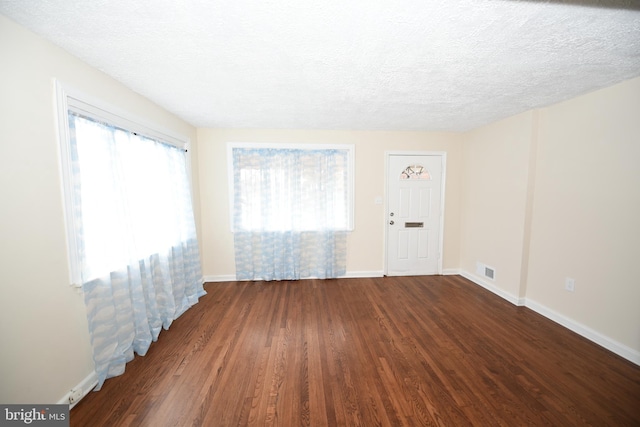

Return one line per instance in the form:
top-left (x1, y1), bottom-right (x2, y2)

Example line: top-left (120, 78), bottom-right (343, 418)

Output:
top-left (386, 154), bottom-right (444, 276)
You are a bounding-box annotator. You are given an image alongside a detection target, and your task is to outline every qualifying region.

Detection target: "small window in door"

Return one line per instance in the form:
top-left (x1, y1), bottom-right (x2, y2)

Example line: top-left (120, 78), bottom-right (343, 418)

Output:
top-left (400, 164), bottom-right (431, 180)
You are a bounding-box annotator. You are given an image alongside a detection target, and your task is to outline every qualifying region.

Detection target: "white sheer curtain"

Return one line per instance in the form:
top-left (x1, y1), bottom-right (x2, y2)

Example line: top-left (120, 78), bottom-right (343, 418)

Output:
top-left (231, 147), bottom-right (350, 280)
top-left (68, 113), bottom-right (205, 389)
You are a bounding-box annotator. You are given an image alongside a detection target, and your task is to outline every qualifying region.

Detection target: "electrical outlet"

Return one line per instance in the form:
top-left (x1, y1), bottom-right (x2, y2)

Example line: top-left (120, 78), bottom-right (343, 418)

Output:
top-left (69, 388), bottom-right (83, 404)
top-left (565, 277), bottom-right (575, 292)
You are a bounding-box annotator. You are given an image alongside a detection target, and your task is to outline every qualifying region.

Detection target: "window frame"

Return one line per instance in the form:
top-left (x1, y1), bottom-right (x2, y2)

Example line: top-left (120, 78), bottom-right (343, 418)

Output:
top-left (54, 80), bottom-right (192, 286)
top-left (226, 142), bottom-right (355, 232)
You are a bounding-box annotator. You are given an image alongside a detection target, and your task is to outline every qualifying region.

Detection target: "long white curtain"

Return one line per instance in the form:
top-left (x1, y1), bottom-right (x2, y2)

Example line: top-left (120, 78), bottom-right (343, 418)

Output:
top-left (68, 113), bottom-right (205, 389)
top-left (232, 147), bottom-right (349, 280)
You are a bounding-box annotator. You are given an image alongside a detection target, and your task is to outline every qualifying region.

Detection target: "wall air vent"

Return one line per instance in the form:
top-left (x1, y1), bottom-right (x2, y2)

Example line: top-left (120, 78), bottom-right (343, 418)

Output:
top-left (476, 262), bottom-right (496, 281)
top-left (484, 266), bottom-right (495, 280)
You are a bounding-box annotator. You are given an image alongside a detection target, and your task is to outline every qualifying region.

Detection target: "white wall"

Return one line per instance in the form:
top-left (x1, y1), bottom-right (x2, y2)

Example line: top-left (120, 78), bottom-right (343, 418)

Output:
top-left (197, 129), bottom-right (462, 279)
top-left (0, 15), bottom-right (199, 403)
top-left (526, 77), bottom-right (640, 360)
top-left (459, 110), bottom-right (536, 303)
top-left (460, 76), bottom-right (640, 362)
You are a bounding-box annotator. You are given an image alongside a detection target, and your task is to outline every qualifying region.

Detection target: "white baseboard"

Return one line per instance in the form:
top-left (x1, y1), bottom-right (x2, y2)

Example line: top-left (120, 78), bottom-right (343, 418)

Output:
top-left (203, 274), bottom-right (237, 282)
top-left (459, 270), bottom-right (639, 366)
top-left (57, 370), bottom-right (98, 409)
top-left (442, 268), bottom-right (460, 275)
top-left (460, 270), bottom-right (524, 306)
top-left (203, 271), bottom-right (385, 283)
top-left (524, 298), bottom-right (640, 365)
top-left (342, 270), bottom-right (384, 278)
top-left (61, 272), bottom-right (637, 412)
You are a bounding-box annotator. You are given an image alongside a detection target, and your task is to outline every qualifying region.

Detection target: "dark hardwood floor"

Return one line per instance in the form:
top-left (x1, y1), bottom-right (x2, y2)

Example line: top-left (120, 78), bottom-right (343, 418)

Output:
top-left (70, 276), bottom-right (640, 426)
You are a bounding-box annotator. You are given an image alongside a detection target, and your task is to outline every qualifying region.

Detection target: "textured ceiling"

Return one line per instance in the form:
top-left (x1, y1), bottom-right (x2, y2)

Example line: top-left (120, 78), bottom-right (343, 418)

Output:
top-left (1, 0), bottom-right (639, 131)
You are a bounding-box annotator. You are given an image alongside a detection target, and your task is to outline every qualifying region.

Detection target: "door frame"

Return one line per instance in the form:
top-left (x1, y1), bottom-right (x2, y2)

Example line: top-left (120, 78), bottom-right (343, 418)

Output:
top-left (384, 151), bottom-right (447, 276)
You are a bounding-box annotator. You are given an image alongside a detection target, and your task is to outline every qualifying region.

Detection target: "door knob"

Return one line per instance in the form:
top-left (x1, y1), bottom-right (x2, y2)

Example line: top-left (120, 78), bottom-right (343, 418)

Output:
top-left (389, 220), bottom-right (394, 225)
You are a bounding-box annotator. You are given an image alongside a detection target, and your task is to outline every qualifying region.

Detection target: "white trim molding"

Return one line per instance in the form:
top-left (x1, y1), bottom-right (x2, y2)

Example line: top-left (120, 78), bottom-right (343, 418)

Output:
top-left (57, 371), bottom-right (98, 409)
top-left (202, 270), bottom-right (385, 283)
top-left (343, 270), bottom-right (385, 278)
top-left (203, 275), bottom-right (238, 283)
top-left (194, 272), bottom-right (640, 365)
top-left (524, 298), bottom-right (640, 366)
top-left (460, 270), bottom-right (639, 366)
top-left (460, 270), bottom-right (525, 306)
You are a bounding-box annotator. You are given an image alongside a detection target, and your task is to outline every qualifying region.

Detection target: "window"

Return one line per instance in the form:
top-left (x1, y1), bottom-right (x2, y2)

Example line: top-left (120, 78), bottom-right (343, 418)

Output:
top-left (55, 81), bottom-right (204, 389)
top-left (228, 143), bottom-right (354, 232)
top-left (400, 164), bottom-right (431, 180)
top-left (66, 112), bottom-right (193, 282)
top-left (56, 82), bottom-right (195, 285)
top-left (227, 143), bottom-right (354, 281)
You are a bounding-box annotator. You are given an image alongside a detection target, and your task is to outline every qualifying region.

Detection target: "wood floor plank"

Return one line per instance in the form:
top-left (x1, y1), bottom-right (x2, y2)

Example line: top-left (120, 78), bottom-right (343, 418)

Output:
top-left (70, 276), bottom-right (640, 426)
